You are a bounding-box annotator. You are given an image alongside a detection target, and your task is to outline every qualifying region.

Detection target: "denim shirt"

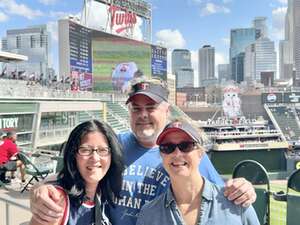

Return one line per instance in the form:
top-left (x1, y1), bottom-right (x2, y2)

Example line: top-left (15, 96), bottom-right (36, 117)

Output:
top-left (136, 177), bottom-right (260, 225)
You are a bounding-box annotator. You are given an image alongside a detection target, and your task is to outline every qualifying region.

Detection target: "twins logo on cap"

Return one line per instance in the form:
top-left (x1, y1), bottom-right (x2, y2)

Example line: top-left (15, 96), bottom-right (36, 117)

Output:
top-left (170, 121), bottom-right (182, 128)
top-left (137, 82), bottom-right (150, 91)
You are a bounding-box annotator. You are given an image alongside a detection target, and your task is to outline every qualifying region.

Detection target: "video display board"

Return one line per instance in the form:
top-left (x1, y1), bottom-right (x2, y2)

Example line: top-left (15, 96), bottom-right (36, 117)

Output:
top-left (92, 30), bottom-right (151, 92)
top-left (69, 21), bottom-right (93, 91)
top-left (151, 45), bottom-right (167, 80)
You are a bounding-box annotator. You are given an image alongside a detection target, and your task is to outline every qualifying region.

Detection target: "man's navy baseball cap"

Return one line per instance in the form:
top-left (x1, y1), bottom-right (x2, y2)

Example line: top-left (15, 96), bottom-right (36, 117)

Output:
top-left (156, 120), bottom-right (202, 145)
top-left (126, 81), bottom-right (169, 104)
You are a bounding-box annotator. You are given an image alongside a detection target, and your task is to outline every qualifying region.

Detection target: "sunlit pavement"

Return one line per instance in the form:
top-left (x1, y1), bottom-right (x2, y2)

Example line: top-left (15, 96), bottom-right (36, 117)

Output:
top-left (0, 179), bottom-right (31, 225)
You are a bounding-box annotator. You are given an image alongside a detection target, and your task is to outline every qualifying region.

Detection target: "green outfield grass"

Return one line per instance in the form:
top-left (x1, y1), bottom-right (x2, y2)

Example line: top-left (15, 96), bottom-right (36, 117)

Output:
top-left (270, 182), bottom-right (286, 225)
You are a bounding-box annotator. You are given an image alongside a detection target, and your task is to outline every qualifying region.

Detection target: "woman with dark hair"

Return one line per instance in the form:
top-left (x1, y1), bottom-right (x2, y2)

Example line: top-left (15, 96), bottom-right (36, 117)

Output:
top-left (30, 120), bottom-right (124, 225)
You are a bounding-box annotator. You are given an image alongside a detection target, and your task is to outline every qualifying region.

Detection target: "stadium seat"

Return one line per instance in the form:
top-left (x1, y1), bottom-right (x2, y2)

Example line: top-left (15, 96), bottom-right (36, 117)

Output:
top-left (18, 152), bottom-right (53, 193)
top-left (232, 160), bottom-right (270, 225)
top-left (286, 169), bottom-right (300, 225)
top-left (273, 169), bottom-right (300, 225)
top-left (52, 155), bottom-right (64, 174)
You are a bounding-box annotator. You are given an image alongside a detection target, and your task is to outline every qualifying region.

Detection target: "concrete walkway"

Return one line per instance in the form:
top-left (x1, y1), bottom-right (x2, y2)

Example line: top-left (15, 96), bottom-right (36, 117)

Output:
top-left (0, 180), bottom-right (31, 225)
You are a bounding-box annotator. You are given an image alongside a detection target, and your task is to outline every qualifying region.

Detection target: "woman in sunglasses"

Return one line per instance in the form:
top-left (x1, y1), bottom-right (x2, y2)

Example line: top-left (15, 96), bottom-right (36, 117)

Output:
top-left (30, 120), bottom-right (124, 225)
top-left (136, 119), bottom-right (259, 225)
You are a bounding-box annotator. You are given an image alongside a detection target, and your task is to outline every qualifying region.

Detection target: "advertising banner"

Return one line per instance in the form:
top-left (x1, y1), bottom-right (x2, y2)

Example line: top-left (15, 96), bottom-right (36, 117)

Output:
top-left (261, 93), bottom-right (283, 104)
top-left (284, 92), bottom-right (300, 103)
top-left (83, 0), bottom-right (149, 41)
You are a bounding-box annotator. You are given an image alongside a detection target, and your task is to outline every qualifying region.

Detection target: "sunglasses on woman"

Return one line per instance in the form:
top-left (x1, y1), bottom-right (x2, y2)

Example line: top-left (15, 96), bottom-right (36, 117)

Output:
top-left (159, 141), bottom-right (198, 154)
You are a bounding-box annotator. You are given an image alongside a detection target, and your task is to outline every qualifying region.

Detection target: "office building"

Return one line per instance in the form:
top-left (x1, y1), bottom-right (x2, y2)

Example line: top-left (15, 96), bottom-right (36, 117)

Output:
top-left (283, 0), bottom-right (300, 79)
top-left (218, 64), bottom-right (230, 83)
top-left (171, 49), bottom-right (193, 88)
top-left (279, 40), bottom-right (293, 79)
top-left (176, 68), bottom-right (194, 88)
top-left (171, 49), bottom-right (192, 74)
top-left (198, 45), bottom-right (215, 86)
top-left (253, 17), bottom-right (268, 38)
top-left (244, 37), bottom-right (276, 82)
top-left (230, 28), bottom-right (260, 83)
top-left (1, 25), bottom-right (51, 79)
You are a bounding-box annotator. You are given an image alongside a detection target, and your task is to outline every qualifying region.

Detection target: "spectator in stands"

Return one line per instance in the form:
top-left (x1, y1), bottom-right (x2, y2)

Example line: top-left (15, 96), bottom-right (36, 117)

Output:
top-left (70, 78), bottom-right (79, 91)
top-left (30, 78), bottom-right (256, 225)
top-left (29, 120), bottom-right (124, 225)
top-left (137, 119), bottom-right (259, 225)
top-left (0, 131), bottom-right (26, 183)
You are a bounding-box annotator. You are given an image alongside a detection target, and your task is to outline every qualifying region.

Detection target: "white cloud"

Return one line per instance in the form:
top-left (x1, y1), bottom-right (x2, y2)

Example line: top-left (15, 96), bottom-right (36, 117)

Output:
top-left (0, 11), bottom-right (8, 22)
top-left (39, 0), bottom-right (58, 5)
top-left (215, 52), bottom-right (227, 65)
top-left (158, 29), bottom-right (186, 74)
top-left (49, 11), bottom-right (71, 19)
top-left (47, 21), bottom-right (58, 42)
top-left (200, 3), bottom-right (230, 16)
top-left (0, 0), bottom-right (43, 19)
top-left (271, 7), bottom-right (287, 40)
top-left (155, 29), bottom-right (186, 49)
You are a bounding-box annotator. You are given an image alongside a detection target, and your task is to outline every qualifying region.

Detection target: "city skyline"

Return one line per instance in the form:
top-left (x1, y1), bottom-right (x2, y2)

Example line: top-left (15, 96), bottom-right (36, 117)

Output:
top-left (0, 0), bottom-right (288, 79)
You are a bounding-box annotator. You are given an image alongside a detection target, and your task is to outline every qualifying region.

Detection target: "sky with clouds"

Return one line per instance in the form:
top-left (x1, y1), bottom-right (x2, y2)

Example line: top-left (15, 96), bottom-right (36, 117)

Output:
top-left (0, 0), bottom-right (288, 81)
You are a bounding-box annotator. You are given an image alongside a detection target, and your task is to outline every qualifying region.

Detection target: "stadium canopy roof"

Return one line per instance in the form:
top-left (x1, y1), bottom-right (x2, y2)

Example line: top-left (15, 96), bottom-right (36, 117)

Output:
top-left (0, 51), bottom-right (28, 62)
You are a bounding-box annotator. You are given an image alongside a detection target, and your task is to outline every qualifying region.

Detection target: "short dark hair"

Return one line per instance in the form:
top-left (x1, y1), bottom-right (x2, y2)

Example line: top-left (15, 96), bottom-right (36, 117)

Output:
top-left (57, 120), bottom-right (124, 206)
top-left (6, 130), bottom-right (16, 137)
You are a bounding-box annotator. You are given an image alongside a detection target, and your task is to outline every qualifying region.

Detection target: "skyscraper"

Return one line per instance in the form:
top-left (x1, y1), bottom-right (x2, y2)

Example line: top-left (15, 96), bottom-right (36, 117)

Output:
top-left (253, 17), bottom-right (268, 38)
top-left (218, 64), bottom-right (230, 83)
top-left (171, 49), bottom-right (192, 74)
top-left (244, 37), bottom-right (277, 82)
top-left (285, 0), bottom-right (300, 79)
top-left (171, 49), bottom-right (194, 88)
top-left (176, 68), bottom-right (194, 88)
top-left (279, 40), bottom-right (293, 79)
top-left (230, 28), bottom-right (260, 83)
top-left (198, 45), bottom-right (215, 86)
top-left (1, 25), bottom-right (51, 79)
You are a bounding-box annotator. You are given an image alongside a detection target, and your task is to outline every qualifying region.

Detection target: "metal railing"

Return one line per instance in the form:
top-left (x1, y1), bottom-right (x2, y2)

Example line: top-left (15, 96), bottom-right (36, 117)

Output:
top-left (0, 78), bottom-right (128, 102)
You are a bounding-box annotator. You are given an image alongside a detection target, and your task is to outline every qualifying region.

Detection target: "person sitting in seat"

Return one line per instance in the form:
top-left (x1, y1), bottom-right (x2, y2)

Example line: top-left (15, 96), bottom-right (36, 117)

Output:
top-left (0, 131), bottom-right (26, 184)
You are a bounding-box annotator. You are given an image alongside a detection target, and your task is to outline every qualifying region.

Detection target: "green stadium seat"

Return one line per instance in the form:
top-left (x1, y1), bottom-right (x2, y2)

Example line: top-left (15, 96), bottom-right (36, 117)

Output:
top-left (232, 160), bottom-right (270, 225)
top-left (18, 152), bottom-right (53, 193)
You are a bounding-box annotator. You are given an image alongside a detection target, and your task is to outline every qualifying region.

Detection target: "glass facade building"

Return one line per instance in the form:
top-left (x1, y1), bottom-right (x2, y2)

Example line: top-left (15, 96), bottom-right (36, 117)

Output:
top-left (230, 28), bottom-right (260, 82)
top-left (171, 49), bottom-right (193, 88)
top-left (284, 0), bottom-right (300, 79)
top-left (198, 45), bottom-right (215, 87)
top-left (176, 68), bottom-right (194, 88)
top-left (244, 38), bottom-right (277, 82)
